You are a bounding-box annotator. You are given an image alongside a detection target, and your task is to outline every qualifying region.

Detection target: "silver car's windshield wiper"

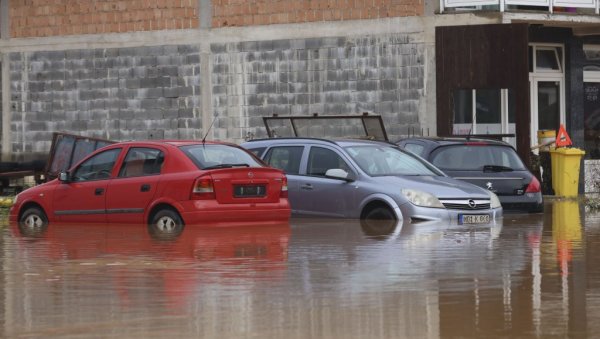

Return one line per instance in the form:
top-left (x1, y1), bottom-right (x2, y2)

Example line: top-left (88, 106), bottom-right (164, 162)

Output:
top-left (483, 164), bottom-right (513, 172)
top-left (203, 163), bottom-right (250, 170)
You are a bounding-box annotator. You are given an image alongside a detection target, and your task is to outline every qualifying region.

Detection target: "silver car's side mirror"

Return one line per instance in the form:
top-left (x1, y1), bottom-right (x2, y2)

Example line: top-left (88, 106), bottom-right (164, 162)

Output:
top-left (325, 168), bottom-right (354, 182)
top-left (58, 172), bottom-right (70, 182)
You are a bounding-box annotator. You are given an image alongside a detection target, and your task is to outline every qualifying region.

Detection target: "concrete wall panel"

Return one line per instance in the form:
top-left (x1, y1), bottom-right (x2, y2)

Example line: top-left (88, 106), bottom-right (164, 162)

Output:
top-left (211, 33), bottom-right (424, 143)
top-left (9, 45), bottom-right (202, 153)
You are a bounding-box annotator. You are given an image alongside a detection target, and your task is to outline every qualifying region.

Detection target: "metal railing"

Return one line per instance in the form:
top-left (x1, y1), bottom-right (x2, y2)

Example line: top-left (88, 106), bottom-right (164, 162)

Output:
top-left (441, 0), bottom-right (599, 14)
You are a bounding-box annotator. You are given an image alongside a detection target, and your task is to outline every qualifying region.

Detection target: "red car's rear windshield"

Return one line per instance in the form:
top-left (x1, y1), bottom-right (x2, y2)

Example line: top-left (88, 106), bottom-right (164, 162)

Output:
top-left (431, 145), bottom-right (526, 171)
top-left (181, 144), bottom-right (264, 169)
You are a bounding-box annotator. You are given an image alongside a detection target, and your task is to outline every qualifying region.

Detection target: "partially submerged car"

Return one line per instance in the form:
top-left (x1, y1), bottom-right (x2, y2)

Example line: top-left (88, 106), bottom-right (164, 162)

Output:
top-left (396, 137), bottom-right (543, 213)
top-left (241, 138), bottom-right (502, 224)
top-left (10, 140), bottom-right (290, 230)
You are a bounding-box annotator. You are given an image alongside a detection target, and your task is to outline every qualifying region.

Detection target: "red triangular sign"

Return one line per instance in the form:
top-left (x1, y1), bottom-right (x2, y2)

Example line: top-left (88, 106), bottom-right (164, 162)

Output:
top-left (555, 124), bottom-right (572, 147)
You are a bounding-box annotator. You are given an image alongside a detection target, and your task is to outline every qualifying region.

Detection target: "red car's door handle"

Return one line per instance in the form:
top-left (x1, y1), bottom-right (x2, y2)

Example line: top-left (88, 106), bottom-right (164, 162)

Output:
top-left (95, 188), bottom-right (104, 195)
top-left (140, 184), bottom-right (151, 192)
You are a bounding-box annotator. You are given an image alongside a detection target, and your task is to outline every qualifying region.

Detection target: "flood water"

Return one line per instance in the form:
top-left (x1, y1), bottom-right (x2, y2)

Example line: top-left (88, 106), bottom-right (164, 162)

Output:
top-left (1, 199), bottom-right (599, 338)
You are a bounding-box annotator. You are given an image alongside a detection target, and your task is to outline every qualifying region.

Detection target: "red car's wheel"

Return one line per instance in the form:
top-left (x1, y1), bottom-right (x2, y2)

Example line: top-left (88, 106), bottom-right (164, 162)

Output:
top-left (19, 207), bottom-right (48, 234)
top-left (149, 209), bottom-right (184, 239)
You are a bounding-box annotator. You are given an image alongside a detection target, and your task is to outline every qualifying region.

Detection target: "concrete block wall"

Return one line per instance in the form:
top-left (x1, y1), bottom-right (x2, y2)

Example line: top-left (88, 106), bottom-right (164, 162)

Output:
top-left (211, 34), bottom-right (424, 143)
top-left (212, 0), bottom-right (424, 27)
top-left (10, 0), bottom-right (199, 37)
top-left (8, 45), bottom-right (202, 153)
top-left (2, 0), bottom-right (430, 157)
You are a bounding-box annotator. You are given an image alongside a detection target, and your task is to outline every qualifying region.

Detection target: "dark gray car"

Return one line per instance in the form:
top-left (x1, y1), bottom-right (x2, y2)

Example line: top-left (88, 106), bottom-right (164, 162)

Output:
top-left (396, 137), bottom-right (543, 213)
top-left (242, 138), bottom-right (502, 224)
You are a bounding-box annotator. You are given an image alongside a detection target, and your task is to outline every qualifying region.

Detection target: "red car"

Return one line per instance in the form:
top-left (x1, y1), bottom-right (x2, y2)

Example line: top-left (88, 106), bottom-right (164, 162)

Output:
top-left (9, 140), bottom-right (290, 231)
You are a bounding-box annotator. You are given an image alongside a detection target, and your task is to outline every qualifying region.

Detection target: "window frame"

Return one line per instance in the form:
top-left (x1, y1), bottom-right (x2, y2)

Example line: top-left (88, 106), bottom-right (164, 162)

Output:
top-left (71, 148), bottom-right (122, 182)
top-left (305, 145), bottom-right (353, 178)
top-left (263, 145), bottom-right (305, 175)
top-left (118, 147), bottom-right (165, 178)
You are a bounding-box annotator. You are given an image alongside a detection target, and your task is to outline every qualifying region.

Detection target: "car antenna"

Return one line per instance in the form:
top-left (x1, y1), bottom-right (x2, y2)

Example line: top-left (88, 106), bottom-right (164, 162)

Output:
top-left (466, 126), bottom-right (472, 141)
top-left (202, 115), bottom-right (217, 145)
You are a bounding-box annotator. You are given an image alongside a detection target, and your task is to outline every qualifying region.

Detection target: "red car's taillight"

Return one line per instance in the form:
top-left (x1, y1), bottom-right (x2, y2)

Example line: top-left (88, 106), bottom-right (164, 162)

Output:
top-left (191, 176), bottom-right (216, 200)
top-left (280, 176), bottom-right (288, 198)
top-left (525, 176), bottom-right (541, 193)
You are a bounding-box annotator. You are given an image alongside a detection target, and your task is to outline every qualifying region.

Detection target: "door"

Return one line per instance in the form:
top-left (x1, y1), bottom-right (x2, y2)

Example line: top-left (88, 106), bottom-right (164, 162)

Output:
top-left (261, 145), bottom-right (304, 213)
top-left (106, 147), bottom-right (165, 224)
top-left (583, 69), bottom-right (600, 159)
top-left (530, 79), bottom-right (565, 148)
top-left (294, 146), bottom-right (356, 217)
top-left (529, 44), bottom-right (565, 149)
top-left (53, 148), bottom-right (122, 223)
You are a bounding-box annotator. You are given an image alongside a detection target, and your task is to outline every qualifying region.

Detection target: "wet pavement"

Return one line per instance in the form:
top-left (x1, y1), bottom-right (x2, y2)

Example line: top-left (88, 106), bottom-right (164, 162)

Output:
top-left (1, 199), bottom-right (599, 338)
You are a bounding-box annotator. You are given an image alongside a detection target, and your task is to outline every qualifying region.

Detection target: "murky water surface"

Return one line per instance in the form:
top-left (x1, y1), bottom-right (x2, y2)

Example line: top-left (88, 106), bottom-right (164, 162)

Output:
top-left (1, 200), bottom-right (599, 338)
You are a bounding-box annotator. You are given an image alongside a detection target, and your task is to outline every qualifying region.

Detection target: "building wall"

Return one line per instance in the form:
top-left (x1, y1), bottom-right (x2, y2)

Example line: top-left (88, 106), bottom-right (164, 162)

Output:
top-left (2, 0), bottom-right (431, 157)
top-left (210, 35), bottom-right (424, 142)
top-left (6, 30), bottom-right (424, 152)
top-left (8, 46), bottom-right (202, 153)
top-left (8, 0), bottom-right (423, 38)
top-left (212, 0), bottom-right (424, 28)
top-left (9, 0), bottom-right (199, 37)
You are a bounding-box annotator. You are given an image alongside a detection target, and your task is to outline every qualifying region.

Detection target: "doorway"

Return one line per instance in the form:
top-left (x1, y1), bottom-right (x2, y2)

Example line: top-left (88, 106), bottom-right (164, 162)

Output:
top-left (529, 44), bottom-right (566, 149)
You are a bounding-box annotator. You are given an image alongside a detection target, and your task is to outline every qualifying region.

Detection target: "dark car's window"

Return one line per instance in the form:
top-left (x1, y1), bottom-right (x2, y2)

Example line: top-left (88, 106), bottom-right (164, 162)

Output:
top-left (431, 145), bottom-right (526, 171)
top-left (118, 147), bottom-right (164, 178)
top-left (181, 144), bottom-right (263, 169)
top-left (307, 147), bottom-right (351, 176)
top-left (345, 145), bottom-right (442, 177)
top-left (403, 143), bottom-right (425, 157)
top-left (246, 147), bottom-right (266, 158)
top-left (264, 146), bottom-right (303, 174)
top-left (71, 148), bottom-right (121, 182)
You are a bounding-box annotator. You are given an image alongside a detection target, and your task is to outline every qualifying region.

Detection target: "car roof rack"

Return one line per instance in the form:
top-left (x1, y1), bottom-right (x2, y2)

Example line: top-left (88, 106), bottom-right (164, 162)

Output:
top-left (261, 112), bottom-right (389, 141)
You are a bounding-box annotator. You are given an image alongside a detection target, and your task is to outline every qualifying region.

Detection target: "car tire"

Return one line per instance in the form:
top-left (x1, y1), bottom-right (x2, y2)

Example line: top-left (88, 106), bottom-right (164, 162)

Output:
top-left (149, 209), bottom-right (184, 240)
top-left (363, 206), bottom-right (397, 221)
top-left (19, 206), bottom-right (49, 235)
top-left (360, 218), bottom-right (399, 239)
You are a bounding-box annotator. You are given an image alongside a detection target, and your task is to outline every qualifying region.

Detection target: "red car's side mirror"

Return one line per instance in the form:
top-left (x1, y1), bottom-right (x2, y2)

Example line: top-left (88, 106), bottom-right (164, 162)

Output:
top-left (58, 172), bottom-right (70, 182)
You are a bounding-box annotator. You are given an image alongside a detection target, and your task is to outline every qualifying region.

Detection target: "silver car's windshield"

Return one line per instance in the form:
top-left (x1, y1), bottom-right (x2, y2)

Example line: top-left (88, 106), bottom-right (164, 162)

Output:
top-left (345, 145), bottom-right (443, 177)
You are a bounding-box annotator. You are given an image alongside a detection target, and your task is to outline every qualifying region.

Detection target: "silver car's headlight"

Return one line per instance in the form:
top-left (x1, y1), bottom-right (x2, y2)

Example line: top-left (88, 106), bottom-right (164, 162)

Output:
top-left (489, 191), bottom-right (501, 209)
top-left (401, 189), bottom-right (444, 209)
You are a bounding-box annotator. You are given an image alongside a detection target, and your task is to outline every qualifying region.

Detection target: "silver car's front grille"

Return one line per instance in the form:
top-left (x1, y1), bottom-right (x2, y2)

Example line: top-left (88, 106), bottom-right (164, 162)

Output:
top-left (440, 199), bottom-right (491, 210)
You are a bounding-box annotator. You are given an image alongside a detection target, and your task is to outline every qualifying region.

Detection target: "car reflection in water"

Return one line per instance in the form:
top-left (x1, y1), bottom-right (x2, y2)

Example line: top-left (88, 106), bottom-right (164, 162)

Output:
top-left (289, 217), bottom-right (507, 293)
top-left (11, 220), bottom-right (291, 310)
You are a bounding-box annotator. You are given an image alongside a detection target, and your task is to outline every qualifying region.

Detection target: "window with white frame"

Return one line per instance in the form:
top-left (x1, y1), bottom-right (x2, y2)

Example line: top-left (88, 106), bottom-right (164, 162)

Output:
top-left (452, 89), bottom-right (516, 145)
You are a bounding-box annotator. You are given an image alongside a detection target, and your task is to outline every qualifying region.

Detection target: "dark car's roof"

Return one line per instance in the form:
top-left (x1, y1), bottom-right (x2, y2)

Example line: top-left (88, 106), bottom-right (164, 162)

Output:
top-left (396, 136), bottom-right (513, 147)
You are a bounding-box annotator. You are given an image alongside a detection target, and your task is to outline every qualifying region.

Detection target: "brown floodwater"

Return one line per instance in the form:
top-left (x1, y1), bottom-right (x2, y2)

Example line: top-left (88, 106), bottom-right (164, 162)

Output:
top-left (0, 199), bottom-right (599, 338)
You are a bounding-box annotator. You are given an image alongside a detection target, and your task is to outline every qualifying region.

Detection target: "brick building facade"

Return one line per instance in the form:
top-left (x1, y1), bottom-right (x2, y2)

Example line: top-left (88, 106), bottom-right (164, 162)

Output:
top-left (1, 0), bottom-right (430, 157)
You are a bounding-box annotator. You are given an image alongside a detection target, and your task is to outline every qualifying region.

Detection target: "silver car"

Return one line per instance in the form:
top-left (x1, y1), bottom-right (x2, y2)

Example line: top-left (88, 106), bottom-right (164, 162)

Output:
top-left (242, 138), bottom-right (502, 224)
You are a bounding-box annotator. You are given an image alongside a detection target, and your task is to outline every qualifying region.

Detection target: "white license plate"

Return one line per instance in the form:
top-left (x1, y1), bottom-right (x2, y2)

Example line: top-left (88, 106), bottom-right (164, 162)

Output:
top-left (459, 214), bottom-right (490, 224)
